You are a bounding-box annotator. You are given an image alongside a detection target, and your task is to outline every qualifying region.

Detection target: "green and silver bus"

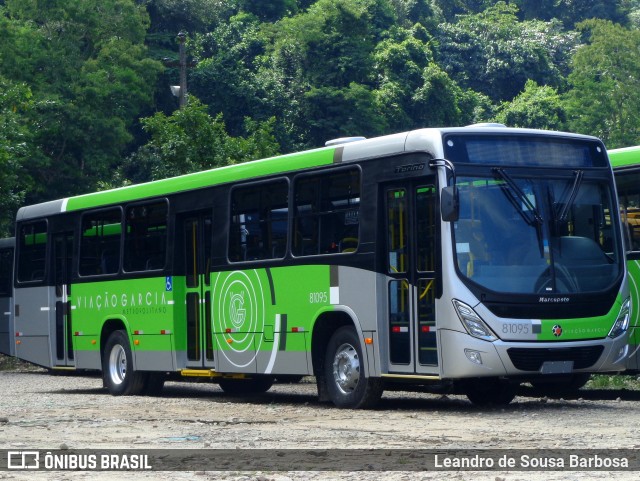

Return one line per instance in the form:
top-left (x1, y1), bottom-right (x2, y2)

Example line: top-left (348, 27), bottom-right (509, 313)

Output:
top-left (609, 146), bottom-right (640, 374)
top-left (11, 126), bottom-right (631, 407)
top-left (0, 237), bottom-right (15, 357)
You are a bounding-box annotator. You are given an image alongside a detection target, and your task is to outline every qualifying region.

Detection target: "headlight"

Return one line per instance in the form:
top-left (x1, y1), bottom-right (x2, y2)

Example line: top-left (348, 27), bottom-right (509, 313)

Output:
top-left (452, 299), bottom-right (497, 341)
top-left (608, 298), bottom-right (631, 339)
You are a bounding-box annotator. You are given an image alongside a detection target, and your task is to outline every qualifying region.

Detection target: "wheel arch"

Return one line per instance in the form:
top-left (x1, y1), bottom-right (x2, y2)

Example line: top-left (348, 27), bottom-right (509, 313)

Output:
top-left (100, 317), bottom-right (130, 368)
top-left (311, 307), bottom-right (370, 378)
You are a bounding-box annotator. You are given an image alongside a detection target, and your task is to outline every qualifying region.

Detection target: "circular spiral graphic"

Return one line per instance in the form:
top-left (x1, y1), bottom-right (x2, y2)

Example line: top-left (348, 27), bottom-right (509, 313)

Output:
top-left (212, 270), bottom-right (265, 368)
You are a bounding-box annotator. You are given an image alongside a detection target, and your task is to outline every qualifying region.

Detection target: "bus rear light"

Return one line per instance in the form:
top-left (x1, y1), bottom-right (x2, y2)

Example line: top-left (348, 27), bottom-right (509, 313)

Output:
top-left (160, 330), bottom-right (171, 335)
top-left (133, 330), bottom-right (143, 335)
top-left (15, 332), bottom-right (22, 337)
top-left (74, 331), bottom-right (83, 336)
top-left (421, 326), bottom-right (431, 333)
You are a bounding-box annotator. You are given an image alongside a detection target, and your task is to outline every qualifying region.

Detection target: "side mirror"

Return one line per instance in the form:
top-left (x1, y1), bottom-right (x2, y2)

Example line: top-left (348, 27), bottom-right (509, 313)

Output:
top-left (441, 186), bottom-right (459, 222)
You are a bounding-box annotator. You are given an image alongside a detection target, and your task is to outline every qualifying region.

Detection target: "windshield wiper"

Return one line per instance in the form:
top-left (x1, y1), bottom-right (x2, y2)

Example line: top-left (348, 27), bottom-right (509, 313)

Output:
top-left (492, 168), bottom-right (543, 226)
top-left (555, 170), bottom-right (584, 222)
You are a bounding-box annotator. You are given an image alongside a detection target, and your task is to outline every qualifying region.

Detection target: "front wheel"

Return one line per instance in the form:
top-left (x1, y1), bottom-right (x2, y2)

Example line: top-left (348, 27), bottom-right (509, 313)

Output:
top-left (102, 330), bottom-right (147, 396)
top-left (324, 326), bottom-right (383, 409)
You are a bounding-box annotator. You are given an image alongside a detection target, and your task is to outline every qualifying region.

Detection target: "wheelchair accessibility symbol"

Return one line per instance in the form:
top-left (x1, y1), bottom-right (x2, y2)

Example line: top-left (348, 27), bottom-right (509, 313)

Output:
top-left (165, 276), bottom-right (173, 291)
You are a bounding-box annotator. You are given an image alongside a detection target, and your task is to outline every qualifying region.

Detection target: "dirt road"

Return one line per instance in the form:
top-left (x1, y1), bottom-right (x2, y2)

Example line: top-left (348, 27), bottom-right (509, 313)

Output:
top-left (1, 370), bottom-right (639, 480)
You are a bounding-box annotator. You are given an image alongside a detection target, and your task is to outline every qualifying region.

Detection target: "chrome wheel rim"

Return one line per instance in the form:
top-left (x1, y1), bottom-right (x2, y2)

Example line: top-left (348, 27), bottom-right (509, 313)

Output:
top-left (108, 344), bottom-right (127, 386)
top-left (332, 342), bottom-right (360, 395)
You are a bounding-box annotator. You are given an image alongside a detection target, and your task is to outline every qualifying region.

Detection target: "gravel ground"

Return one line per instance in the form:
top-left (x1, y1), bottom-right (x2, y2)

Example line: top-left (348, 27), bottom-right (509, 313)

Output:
top-left (1, 370), bottom-right (640, 481)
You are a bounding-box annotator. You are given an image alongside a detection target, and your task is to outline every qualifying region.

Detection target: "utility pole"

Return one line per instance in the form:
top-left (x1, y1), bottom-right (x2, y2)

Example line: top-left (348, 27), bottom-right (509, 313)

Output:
top-left (177, 31), bottom-right (187, 108)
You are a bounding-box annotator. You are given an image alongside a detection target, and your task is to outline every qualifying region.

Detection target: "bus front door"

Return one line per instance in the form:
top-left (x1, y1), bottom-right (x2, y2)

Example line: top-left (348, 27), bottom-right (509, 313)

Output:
top-left (385, 184), bottom-right (439, 375)
top-left (51, 232), bottom-right (74, 367)
top-left (181, 213), bottom-right (214, 369)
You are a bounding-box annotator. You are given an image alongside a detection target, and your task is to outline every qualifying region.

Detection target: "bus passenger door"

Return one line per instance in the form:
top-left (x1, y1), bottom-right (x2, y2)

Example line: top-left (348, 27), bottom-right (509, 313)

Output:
top-left (52, 232), bottom-right (74, 367)
top-left (385, 183), bottom-right (439, 375)
top-left (180, 213), bottom-right (214, 369)
top-left (0, 244), bottom-right (14, 357)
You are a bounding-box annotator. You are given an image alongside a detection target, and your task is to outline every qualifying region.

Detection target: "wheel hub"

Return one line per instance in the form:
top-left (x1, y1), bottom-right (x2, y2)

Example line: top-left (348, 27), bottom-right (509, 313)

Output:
top-left (332, 343), bottom-right (360, 394)
top-left (108, 344), bottom-right (127, 386)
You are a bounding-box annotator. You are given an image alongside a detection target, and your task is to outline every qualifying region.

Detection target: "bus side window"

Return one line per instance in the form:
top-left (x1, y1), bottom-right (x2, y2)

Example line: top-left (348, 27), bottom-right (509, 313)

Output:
top-left (615, 170), bottom-right (640, 253)
top-left (123, 201), bottom-right (168, 272)
top-left (229, 180), bottom-right (288, 262)
top-left (17, 221), bottom-right (47, 283)
top-left (293, 168), bottom-right (361, 257)
top-left (79, 209), bottom-right (122, 276)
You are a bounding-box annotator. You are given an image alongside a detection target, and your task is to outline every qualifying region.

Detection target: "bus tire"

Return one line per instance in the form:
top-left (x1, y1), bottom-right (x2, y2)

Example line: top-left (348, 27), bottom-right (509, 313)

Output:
top-left (102, 330), bottom-right (146, 396)
top-left (218, 376), bottom-right (274, 395)
top-left (464, 378), bottom-right (517, 406)
top-left (324, 326), bottom-right (382, 409)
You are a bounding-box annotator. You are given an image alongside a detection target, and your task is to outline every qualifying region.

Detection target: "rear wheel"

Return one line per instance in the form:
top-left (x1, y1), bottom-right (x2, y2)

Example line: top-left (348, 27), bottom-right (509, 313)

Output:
top-left (102, 330), bottom-right (146, 396)
top-left (464, 378), bottom-right (517, 406)
top-left (324, 326), bottom-right (383, 409)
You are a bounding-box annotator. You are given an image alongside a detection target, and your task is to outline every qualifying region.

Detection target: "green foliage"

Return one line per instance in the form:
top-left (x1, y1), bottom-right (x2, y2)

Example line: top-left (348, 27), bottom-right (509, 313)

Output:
top-left (564, 19), bottom-right (640, 148)
top-left (494, 80), bottom-right (566, 130)
top-left (189, 13), bottom-right (265, 136)
top-left (3, 0), bottom-right (640, 229)
top-left (0, 77), bottom-right (36, 236)
top-left (0, 0), bottom-right (162, 206)
top-left (436, 2), bottom-right (577, 101)
top-left (122, 98), bottom-right (280, 182)
top-left (238, 0), bottom-right (298, 22)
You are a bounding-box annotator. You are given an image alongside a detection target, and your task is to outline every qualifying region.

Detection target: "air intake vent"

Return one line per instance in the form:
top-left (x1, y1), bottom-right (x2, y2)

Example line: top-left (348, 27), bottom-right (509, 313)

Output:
top-left (507, 345), bottom-right (604, 371)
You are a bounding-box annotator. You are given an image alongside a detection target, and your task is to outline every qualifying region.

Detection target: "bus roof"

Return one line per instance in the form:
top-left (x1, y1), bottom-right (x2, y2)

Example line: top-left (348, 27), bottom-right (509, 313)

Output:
top-left (16, 127), bottom-right (600, 221)
top-left (608, 145), bottom-right (640, 169)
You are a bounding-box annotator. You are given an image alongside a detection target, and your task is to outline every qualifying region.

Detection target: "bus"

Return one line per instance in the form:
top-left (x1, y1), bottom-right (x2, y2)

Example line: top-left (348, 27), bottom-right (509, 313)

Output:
top-left (0, 237), bottom-right (15, 357)
top-left (10, 126), bottom-right (631, 408)
top-left (608, 146), bottom-right (640, 374)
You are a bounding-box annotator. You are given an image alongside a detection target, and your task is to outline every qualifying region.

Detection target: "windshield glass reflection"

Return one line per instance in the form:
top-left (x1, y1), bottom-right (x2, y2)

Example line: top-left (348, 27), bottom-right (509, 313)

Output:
top-left (453, 175), bottom-right (620, 294)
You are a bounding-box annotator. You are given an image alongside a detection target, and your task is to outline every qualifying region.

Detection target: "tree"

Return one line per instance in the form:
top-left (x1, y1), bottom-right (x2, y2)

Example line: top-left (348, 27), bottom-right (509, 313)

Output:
top-left (189, 12), bottom-right (266, 136)
top-left (121, 97), bottom-right (280, 183)
top-left (0, 0), bottom-right (162, 203)
top-left (238, 0), bottom-right (298, 22)
top-left (435, 2), bottom-right (577, 101)
top-left (564, 20), bottom-right (640, 148)
top-left (0, 77), bottom-right (43, 235)
top-left (494, 80), bottom-right (565, 130)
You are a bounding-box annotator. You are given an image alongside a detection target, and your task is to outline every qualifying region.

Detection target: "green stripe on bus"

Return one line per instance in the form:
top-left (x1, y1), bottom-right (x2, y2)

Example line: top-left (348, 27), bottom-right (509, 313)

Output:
top-left (65, 148), bottom-right (336, 211)
top-left (609, 146), bottom-right (640, 169)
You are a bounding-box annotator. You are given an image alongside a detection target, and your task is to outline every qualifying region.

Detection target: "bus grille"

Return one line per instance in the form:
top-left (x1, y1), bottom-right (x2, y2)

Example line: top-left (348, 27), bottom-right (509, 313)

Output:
top-left (506, 346), bottom-right (604, 371)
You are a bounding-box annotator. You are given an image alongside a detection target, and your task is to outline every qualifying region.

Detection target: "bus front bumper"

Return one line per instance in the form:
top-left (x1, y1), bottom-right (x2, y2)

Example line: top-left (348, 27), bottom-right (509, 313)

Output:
top-left (440, 329), bottom-right (630, 379)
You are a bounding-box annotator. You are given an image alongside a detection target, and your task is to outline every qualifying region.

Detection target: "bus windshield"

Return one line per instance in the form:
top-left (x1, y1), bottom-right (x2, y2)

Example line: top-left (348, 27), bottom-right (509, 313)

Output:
top-left (453, 173), bottom-right (621, 294)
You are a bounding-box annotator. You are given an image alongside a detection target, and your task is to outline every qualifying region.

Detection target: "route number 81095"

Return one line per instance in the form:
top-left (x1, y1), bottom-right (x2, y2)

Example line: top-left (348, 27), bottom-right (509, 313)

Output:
top-left (502, 323), bottom-right (530, 335)
top-left (309, 292), bottom-right (328, 303)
